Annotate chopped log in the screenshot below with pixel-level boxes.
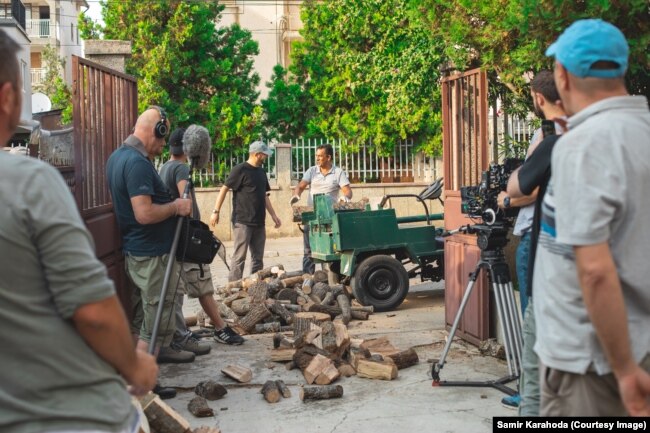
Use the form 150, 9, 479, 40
293, 345, 332, 370
272, 333, 295, 349
221, 364, 252, 383
275, 380, 291, 398
276, 288, 299, 305
266, 278, 283, 297
255, 322, 282, 333
321, 321, 337, 353
196, 310, 211, 328
193, 427, 221, 433
343, 284, 354, 297
284, 304, 302, 312
270, 348, 296, 362
293, 312, 331, 341
248, 281, 269, 303
349, 350, 368, 370
336, 291, 351, 325
352, 305, 374, 313
231, 297, 251, 316
304, 354, 340, 385
285, 360, 297, 371
351, 310, 369, 321
356, 359, 398, 380
217, 302, 239, 322
302, 277, 314, 294
139, 393, 191, 433
281, 275, 305, 288
188, 396, 214, 418
300, 385, 344, 401
387, 348, 419, 370
241, 277, 259, 290
257, 265, 283, 280
333, 322, 351, 356
311, 282, 330, 301
337, 363, 356, 377
294, 288, 314, 309
320, 291, 335, 306
279, 270, 304, 280
313, 270, 329, 283
369, 354, 385, 362
223, 292, 246, 307
194, 380, 227, 400
360, 337, 400, 357
239, 303, 272, 332
185, 315, 197, 327
350, 338, 365, 349
269, 301, 295, 325
261, 380, 281, 403
225, 279, 243, 290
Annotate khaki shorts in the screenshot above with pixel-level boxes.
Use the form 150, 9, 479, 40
179, 262, 215, 298
126, 254, 179, 347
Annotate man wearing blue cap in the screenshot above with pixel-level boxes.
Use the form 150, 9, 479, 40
534, 19, 650, 416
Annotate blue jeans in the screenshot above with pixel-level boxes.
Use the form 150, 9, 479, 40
515, 231, 531, 316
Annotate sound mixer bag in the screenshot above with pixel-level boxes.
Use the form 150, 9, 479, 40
177, 218, 221, 265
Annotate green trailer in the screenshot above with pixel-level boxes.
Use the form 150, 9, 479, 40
304, 179, 445, 311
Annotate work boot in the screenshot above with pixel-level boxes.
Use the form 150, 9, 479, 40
153, 384, 177, 400
214, 325, 245, 345
157, 346, 195, 364
171, 336, 211, 356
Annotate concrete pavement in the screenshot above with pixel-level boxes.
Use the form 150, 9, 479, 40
163, 236, 514, 432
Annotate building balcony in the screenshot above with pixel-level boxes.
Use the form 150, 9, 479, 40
25, 18, 53, 39
31, 67, 45, 85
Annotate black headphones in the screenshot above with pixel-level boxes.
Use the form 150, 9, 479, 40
150, 105, 168, 139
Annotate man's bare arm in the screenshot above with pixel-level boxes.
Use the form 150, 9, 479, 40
131, 195, 191, 225
209, 185, 231, 227
575, 242, 650, 416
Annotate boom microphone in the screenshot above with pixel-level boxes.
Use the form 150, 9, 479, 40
182, 124, 211, 169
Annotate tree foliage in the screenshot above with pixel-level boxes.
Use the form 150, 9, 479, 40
100, 0, 260, 153
414, 0, 650, 102
290, 0, 445, 156
37, 45, 72, 125
78, 11, 102, 40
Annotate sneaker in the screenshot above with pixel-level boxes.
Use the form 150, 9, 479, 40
153, 383, 177, 400
214, 326, 245, 345
501, 394, 521, 409
172, 336, 211, 356
157, 346, 195, 364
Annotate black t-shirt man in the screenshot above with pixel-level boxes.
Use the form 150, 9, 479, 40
225, 162, 271, 226
517, 134, 561, 297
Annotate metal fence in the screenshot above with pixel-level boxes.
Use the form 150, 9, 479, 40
289, 137, 439, 183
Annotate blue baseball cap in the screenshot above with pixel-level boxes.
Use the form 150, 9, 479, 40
545, 19, 628, 78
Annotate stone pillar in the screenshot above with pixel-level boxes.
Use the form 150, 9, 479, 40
83, 40, 132, 73
275, 142, 292, 189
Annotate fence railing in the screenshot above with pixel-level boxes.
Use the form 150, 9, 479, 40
289, 138, 439, 183
31, 68, 45, 85
25, 19, 51, 38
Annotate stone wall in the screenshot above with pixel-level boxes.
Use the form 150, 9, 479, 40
83, 40, 132, 73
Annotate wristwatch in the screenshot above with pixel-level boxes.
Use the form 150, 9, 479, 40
212, 209, 219, 214
503, 196, 511, 209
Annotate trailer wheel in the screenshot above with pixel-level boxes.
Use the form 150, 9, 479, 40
351, 255, 409, 312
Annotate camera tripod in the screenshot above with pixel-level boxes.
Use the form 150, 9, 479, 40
431, 224, 522, 396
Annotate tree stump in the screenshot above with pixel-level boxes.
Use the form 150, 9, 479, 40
300, 384, 344, 401
293, 312, 331, 341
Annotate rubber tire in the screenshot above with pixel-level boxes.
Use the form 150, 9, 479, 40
351, 255, 409, 312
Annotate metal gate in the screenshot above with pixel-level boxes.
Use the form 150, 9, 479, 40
441, 68, 491, 345
71, 55, 138, 311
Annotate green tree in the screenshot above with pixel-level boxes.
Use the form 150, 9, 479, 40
261, 64, 314, 142
414, 0, 650, 101
100, 0, 261, 154
78, 11, 101, 39
37, 45, 72, 125
292, 0, 445, 156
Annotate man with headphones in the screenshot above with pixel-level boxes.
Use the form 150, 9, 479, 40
107, 107, 192, 399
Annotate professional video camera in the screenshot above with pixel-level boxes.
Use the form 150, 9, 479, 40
460, 158, 523, 225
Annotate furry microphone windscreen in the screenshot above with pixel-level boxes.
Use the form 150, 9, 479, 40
182, 125, 211, 169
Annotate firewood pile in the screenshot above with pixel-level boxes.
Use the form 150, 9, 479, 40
197, 266, 373, 336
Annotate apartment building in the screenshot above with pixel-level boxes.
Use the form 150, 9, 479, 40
219, 0, 303, 99
0, 0, 33, 129
1, 0, 86, 88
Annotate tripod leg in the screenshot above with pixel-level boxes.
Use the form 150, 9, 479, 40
432, 266, 481, 382
502, 281, 523, 368
492, 281, 516, 377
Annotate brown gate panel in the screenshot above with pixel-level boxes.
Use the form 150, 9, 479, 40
442, 68, 491, 344
71, 55, 138, 312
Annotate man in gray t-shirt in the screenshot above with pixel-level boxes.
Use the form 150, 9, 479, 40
534, 19, 650, 416
0, 30, 157, 433
291, 143, 352, 273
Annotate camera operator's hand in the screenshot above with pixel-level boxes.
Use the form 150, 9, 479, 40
497, 191, 509, 209
174, 198, 192, 217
